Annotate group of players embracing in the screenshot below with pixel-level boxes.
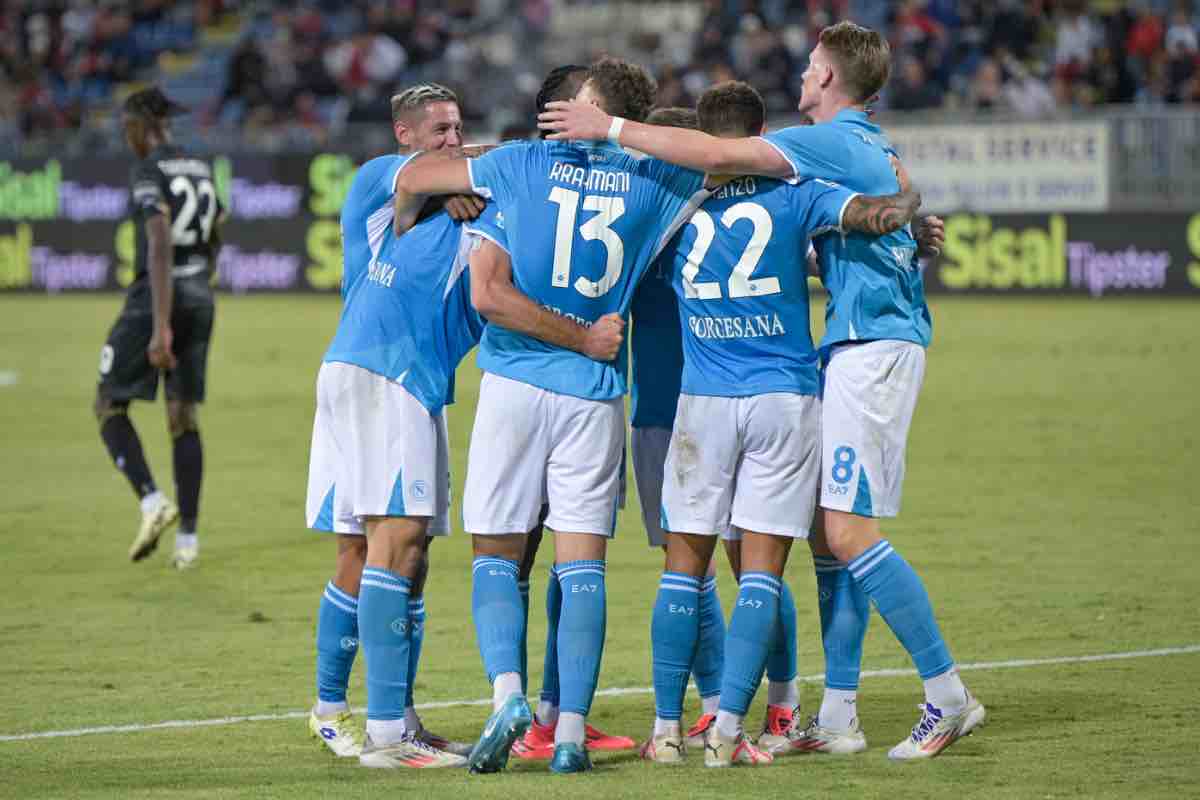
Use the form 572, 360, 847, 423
302, 20, 986, 776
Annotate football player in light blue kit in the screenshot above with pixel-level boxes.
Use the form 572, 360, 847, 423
642, 81, 920, 767
304, 84, 474, 768
627, 107, 727, 751
304, 84, 621, 769
395, 57, 710, 774
540, 22, 985, 761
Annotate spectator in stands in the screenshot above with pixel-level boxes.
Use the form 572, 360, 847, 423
997, 50, 1057, 118
889, 56, 944, 111
4, 0, 1200, 153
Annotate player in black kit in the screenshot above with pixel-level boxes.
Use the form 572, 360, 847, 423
94, 88, 224, 570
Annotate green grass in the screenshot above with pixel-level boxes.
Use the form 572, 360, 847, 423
0, 295, 1197, 799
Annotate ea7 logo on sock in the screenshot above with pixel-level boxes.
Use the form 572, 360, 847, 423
668, 603, 695, 615
390, 617, 408, 635
571, 584, 599, 593
738, 598, 764, 609
339, 636, 359, 651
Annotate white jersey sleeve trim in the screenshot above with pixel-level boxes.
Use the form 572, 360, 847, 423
463, 226, 511, 257
810, 192, 860, 238
651, 187, 713, 260
445, 231, 473, 300
466, 159, 494, 199
756, 136, 801, 185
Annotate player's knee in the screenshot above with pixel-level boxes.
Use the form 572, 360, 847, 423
167, 402, 198, 438
334, 535, 368, 591
93, 394, 126, 424
365, 518, 427, 576
822, 511, 875, 562
473, 533, 527, 563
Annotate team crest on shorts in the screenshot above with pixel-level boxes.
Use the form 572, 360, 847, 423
390, 617, 408, 635
410, 480, 428, 499
339, 636, 358, 651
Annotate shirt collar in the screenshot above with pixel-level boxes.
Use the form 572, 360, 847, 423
832, 107, 880, 136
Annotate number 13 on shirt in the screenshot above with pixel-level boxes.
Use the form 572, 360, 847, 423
548, 187, 625, 298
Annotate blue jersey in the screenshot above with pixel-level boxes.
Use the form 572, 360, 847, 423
324, 153, 485, 414
671, 176, 856, 398
467, 140, 706, 401
762, 109, 932, 353
629, 249, 683, 429
338, 153, 405, 300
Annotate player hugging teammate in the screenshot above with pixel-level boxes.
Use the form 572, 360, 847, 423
300, 18, 984, 775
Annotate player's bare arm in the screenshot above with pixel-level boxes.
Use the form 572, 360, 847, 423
469, 237, 624, 362
394, 149, 492, 235
145, 207, 177, 370
841, 189, 922, 236
538, 99, 793, 178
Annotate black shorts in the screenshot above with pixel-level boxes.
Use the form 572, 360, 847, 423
97, 302, 215, 404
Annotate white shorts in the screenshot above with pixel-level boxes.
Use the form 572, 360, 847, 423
463, 372, 624, 537
631, 426, 671, 547
661, 392, 821, 539
820, 340, 926, 518
305, 362, 450, 536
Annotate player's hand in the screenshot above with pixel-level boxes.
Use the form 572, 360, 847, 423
148, 324, 177, 371
444, 194, 486, 222
915, 215, 945, 257
538, 100, 612, 141
582, 313, 625, 361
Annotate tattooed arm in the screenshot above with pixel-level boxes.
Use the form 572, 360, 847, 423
841, 189, 922, 236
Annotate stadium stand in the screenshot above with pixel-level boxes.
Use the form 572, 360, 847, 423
2, 0, 1199, 156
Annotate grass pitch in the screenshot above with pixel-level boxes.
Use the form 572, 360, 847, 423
0, 295, 1197, 799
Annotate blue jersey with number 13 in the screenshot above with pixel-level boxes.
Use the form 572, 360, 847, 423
467, 140, 705, 401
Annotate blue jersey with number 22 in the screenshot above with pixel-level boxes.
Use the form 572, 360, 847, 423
671, 175, 856, 397
467, 140, 705, 401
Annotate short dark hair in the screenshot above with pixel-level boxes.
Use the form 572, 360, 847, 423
390, 83, 458, 124
818, 21, 891, 103
123, 87, 187, 122
644, 106, 698, 129
584, 56, 657, 123
697, 81, 765, 137
536, 64, 588, 139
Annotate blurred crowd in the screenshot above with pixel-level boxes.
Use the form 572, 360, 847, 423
3, 0, 1199, 150
660, 0, 1200, 119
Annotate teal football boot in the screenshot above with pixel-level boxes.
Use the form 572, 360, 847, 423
468, 694, 532, 774
549, 742, 593, 774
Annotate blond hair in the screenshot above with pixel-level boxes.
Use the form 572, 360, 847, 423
818, 22, 891, 103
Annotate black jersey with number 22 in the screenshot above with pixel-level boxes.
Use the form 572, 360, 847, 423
127, 144, 222, 310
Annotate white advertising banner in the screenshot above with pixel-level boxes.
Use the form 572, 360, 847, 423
885, 121, 1109, 213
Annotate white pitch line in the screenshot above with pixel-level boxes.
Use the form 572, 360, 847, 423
3, 644, 1198, 744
